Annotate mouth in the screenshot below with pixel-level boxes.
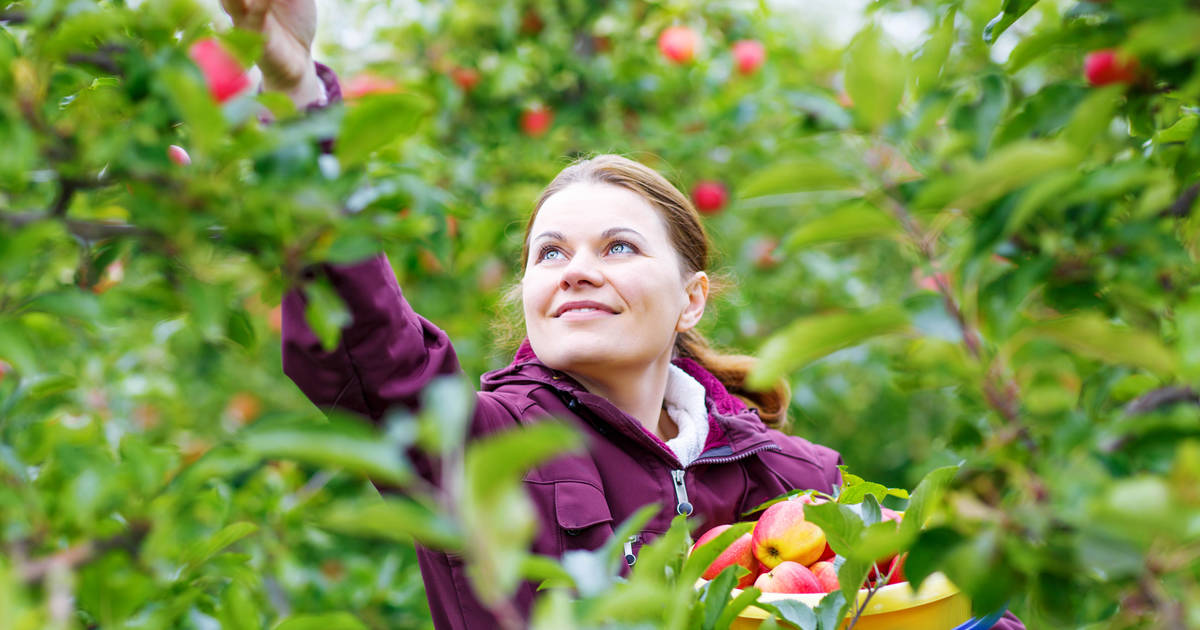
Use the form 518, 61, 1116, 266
554, 301, 618, 317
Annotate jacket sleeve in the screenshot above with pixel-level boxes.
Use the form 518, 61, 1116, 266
281, 253, 461, 422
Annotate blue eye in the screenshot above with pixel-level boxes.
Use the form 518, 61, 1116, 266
608, 241, 635, 255
537, 246, 562, 262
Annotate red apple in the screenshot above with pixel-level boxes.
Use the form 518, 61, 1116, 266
754, 561, 823, 594
732, 39, 766, 75
520, 105, 554, 137
188, 38, 251, 103
167, 144, 191, 166
693, 525, 758, 588
344, 73, 398, 100
809, 561, 840, 593
1084, 49, 1139, 86
752, 500, 828, 569
691, 180, 728, 214
450, 66, 480, 92
658, 26, 699, 64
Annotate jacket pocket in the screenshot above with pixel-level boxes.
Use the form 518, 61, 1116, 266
554, 480, 615, 554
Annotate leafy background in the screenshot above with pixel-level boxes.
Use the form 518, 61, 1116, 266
2, 0, 1199, 628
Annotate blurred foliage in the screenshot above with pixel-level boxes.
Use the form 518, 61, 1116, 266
2, 0, 1200, 627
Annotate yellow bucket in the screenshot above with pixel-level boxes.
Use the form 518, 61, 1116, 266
722, 572, 971, 630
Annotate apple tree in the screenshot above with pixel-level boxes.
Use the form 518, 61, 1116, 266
2, 0, 1199, 628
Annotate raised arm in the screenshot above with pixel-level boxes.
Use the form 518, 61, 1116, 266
281, 255, 461, 423
219, 0, 325, 109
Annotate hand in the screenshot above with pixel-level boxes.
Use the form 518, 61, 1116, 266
219, 0, 317, 94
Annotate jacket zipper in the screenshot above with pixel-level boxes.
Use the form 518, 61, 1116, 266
670, 469, 694, 517
689, 443, 782, 467
623, 534, 641, 566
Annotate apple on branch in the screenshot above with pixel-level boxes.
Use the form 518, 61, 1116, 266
188, 38, 251, 103
658, 26, 699, 64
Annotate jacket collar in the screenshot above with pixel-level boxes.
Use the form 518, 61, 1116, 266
482, 338, 779, 456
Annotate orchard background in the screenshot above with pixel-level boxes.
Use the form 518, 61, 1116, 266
2, 0, 1200, 628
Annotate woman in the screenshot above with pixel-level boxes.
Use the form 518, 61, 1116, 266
222, 2, 1026, 628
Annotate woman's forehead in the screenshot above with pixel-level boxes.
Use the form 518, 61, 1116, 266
531, 182, 668, 240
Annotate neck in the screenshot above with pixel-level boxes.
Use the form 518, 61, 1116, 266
569, 354, 677, 441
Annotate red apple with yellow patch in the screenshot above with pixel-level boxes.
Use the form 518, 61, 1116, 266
751, 499, 828, 568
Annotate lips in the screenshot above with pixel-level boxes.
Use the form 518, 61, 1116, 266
554, 300, 617, 317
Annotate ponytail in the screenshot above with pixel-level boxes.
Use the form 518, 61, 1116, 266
676, 329, 790, 430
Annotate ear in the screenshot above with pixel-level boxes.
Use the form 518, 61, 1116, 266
676, 271, 709, 332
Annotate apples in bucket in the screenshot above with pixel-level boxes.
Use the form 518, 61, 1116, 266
688, 467, 975, 629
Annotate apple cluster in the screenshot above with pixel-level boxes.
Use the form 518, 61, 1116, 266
691, 495, 906, 595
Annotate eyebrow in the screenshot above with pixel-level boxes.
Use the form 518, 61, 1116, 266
532, 227, 645, 243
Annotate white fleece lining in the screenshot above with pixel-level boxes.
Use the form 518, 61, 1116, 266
663, 363, 710, 466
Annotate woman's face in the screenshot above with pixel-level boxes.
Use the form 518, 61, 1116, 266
522, 182, 708, 376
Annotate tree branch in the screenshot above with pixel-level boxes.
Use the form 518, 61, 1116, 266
0, 11, 27, 23
2, 210, 152, 241
1160, 183, 1200, 219
14, 523, 149, 582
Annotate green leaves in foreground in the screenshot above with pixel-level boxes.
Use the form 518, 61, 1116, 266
748, 305, 911, 389
336, 92, 431, 167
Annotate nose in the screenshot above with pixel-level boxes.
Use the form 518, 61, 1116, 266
559, 249, 605, 290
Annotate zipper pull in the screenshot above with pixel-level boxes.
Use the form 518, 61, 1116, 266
671, 469, 693, 516
623, 534, 640, 566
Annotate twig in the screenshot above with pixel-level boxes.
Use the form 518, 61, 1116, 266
2, 211, 152, 241
1160, 183, 1200, 219
14, 523, 149, 582
878, 188, 1032, 449
0, 10, 27, 23
1124, 385, 1200, 416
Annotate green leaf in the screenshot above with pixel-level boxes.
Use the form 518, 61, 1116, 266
912, 9, 956, 97
813, 589, 847, 630
701, 567, 739, 630
303, 277, 350, 352
802, 503, 865, 558
160, 66, 226, 154
844, 25, 907, 130
781, 201, 900, 251
905, 526, 964, 591
748, 305, 910, 389
226, 308, 256, 349
684, 521, 755, 587
715, 587, 765, 629
1061, 86, 1123, 150
183, 521, 259, 573
1027, 314, 1177, 376
916, 140, 1081, 212
756, 599, 817, 630
241, 417, 412, 485
336, 92, 431, 167
1154, 114, 1199, 145
25, 289, 102, 323
464, 422, 581, 500
983, 0, 1040, 44
319, 496, 463, 550
274, 612, 368, 630
836, 557, 871, 610
738, 159, 860, 197
418, 374, 475, 458
899, 465, 957, 541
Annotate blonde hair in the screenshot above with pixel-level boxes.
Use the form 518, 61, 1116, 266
498, 153, 790, 429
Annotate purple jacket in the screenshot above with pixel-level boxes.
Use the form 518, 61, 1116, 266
283, 65, 1024, 630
